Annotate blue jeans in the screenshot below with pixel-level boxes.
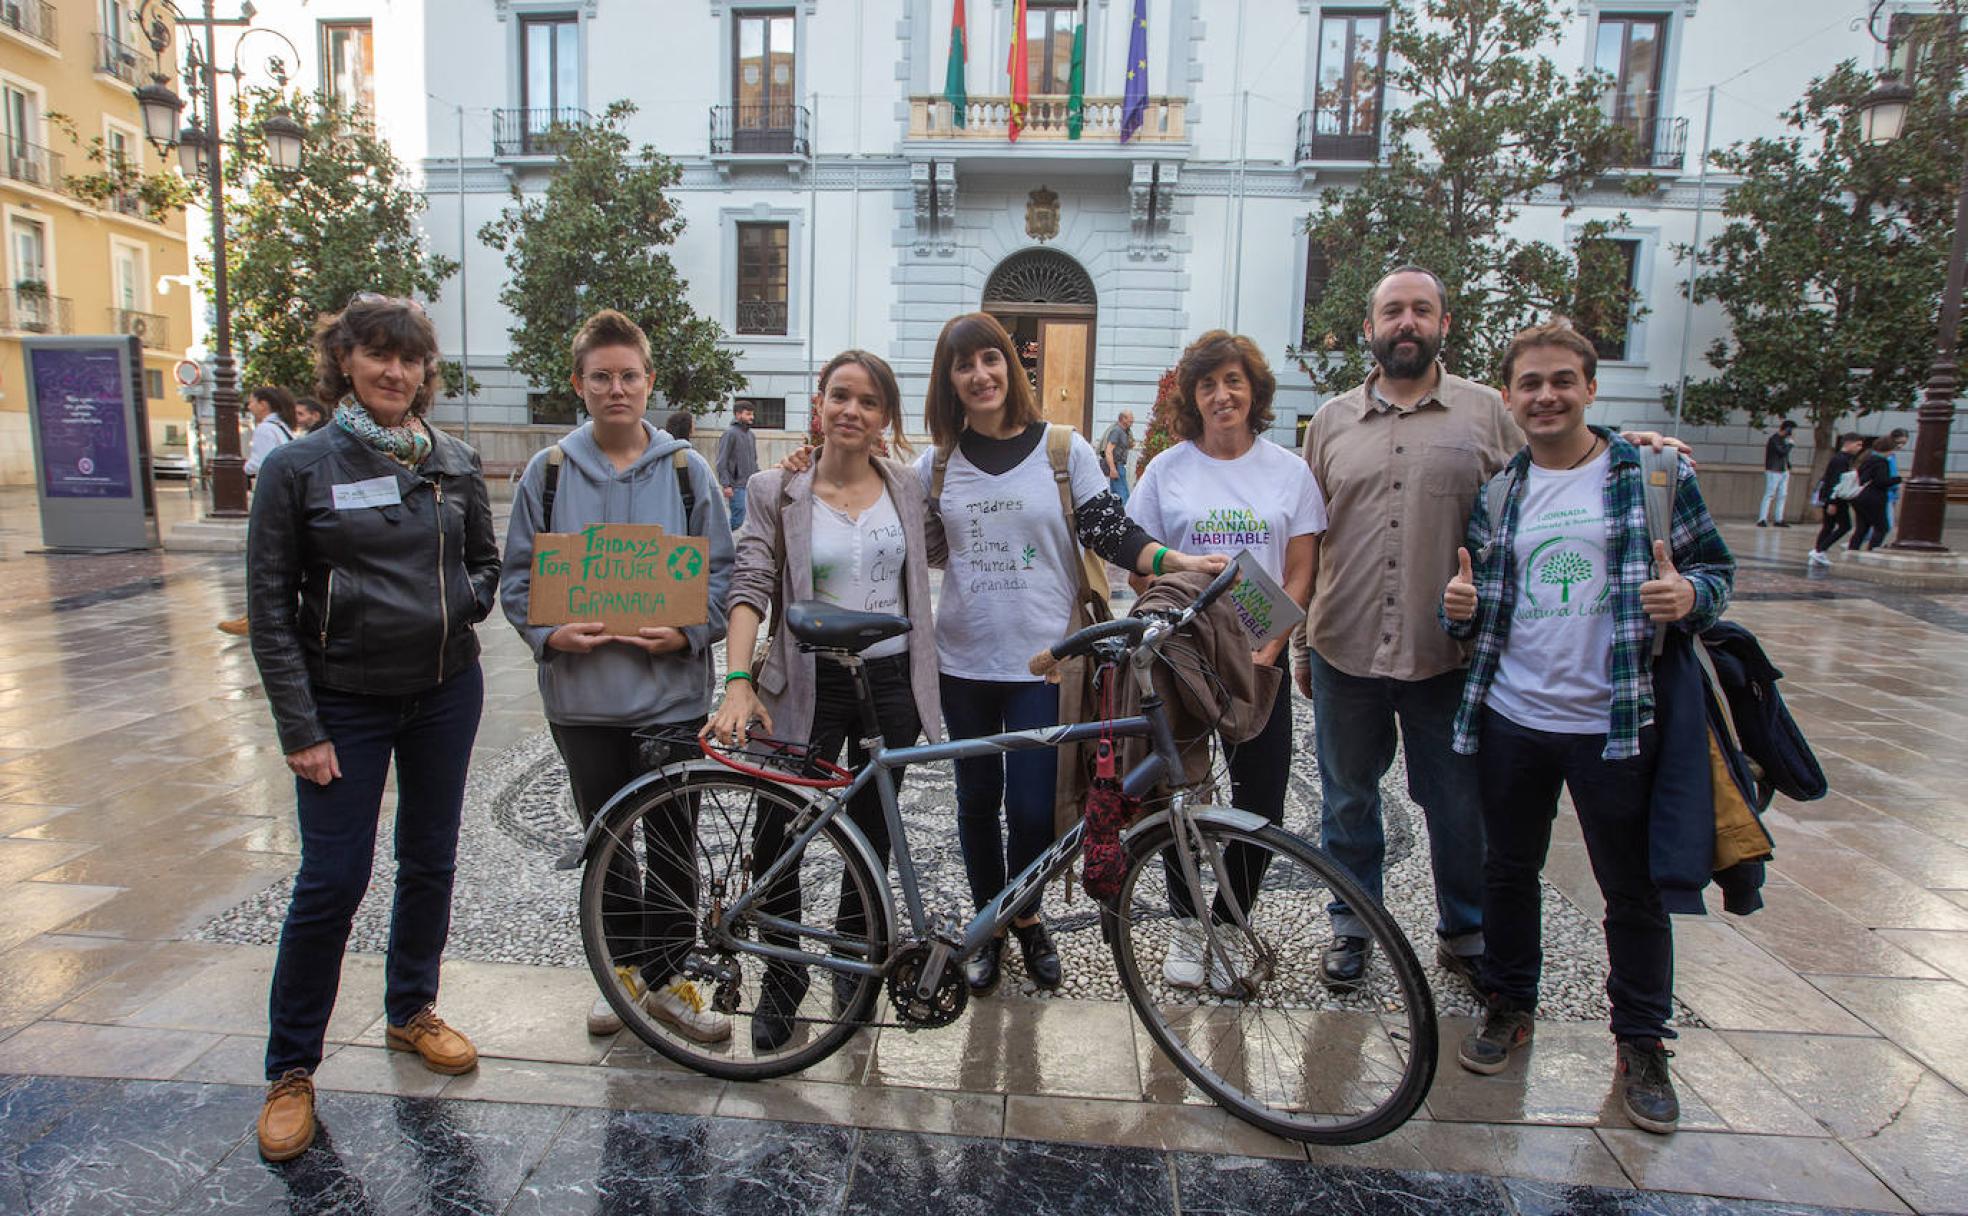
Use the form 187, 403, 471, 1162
1758, 471, 1788, 523
941, 675, 1060, 918
727, 485, 748, 534
1108, 475, 1129, 504
1477, 708, 1672, 1041
265, 662, 484, 1078
1306, 647, 1484, 954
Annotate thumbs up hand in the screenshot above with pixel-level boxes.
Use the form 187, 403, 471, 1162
1640, 539, 1696, 623
1443, 547, 1479, 622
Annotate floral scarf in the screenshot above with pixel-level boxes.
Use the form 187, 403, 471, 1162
335, 398, 431, 468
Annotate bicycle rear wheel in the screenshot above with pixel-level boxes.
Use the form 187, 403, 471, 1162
578, 768, 890, 1081
1108, 814, 1437, 1144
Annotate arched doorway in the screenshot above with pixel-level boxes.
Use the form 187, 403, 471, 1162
983, 249, 1096, 435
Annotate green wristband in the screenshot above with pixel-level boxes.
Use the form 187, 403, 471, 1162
725, 671, 755, 686
1152, 546, 1169, 576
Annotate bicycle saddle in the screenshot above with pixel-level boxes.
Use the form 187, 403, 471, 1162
785, 600, 912, 653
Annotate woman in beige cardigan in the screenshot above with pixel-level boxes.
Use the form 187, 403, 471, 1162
708, 349, 941, 1052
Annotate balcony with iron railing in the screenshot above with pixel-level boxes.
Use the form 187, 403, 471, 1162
907, 94, 1187, 146
109, 308, 170, 349
1, 289, 73, 335
2, 141, 63, 192
709, 104, 811, 157
108, 191, 143, 217
491, 107, 591, 159
1606, 93, 1690, 171
95, 33, 158, 85
1295, 108, 1381, 164
736, 299, 790, 336
0, 0, 57, 50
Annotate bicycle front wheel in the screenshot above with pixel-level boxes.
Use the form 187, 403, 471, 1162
1109, 815, 1437, 1144
578, 768, 891, 1081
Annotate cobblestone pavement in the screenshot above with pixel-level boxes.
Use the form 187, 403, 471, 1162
0, 488, 1965, 1213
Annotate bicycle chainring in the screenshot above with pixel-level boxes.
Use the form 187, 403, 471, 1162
885, 943, 968, 1028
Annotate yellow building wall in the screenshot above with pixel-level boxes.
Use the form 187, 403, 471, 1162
0, 4, 194, 486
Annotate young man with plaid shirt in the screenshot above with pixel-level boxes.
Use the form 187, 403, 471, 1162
1440, 323, 1734, 1134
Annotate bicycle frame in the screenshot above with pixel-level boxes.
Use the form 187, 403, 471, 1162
708, 644, 1197, 997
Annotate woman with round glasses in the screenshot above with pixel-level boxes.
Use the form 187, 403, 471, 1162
247, 293, 499, 1162
500, 309, 735, 1045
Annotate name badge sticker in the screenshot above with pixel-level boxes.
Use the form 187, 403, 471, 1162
331, 475, 404, 511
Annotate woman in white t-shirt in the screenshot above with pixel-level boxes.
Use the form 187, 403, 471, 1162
1125, 329, 1326, 992
921, 312, 1224, 997
710, 350, 944, 1053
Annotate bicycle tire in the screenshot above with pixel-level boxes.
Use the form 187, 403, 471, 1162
1108, 817, 1437, 1144
578, 767, 891, 1082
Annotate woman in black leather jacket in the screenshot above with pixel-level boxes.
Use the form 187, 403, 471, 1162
244, 295, 499, 1163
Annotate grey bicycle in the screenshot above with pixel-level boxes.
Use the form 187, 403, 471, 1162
574, 564, 1437, 1144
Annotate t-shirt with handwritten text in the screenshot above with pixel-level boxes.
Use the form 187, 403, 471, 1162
1485, 450, 1615, 734
1125, 437, 1327, 585
810, 488, 909, 660
915, 431, 1107, 681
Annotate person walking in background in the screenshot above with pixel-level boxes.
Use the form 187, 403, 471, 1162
1808, 433, 1866, 566
1102, 410, 1136, 502
293, 397, 326, 434
1125, 331, 1324, 992
1442, 322, 1733, 1136
1756, 419, 1795, 528
217, 387, 300, 636
664, 409, 695, 442
716, 400, 760, 532
1884, 427, 1909, 536
499, 310, 733, 1046
247, 294, 499, 1162
708, 349, 942, 1051
1847, 434, 1901, 552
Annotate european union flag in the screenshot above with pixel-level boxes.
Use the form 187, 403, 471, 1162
1120, 0, 1148, 142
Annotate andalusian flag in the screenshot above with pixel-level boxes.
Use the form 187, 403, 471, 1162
1007, 0, 1029, 141
1120, 0, 1149, 142
944, 0, 967, 127
1066, 0, 1088, 139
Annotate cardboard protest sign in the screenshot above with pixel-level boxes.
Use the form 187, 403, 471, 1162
1227, 550, 1306, 646
526, 523, 708, 635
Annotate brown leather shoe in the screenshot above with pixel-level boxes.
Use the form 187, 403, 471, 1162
257, 1069, 316, 1162
216, 616, 250, 636
385, 1005, 478, 1075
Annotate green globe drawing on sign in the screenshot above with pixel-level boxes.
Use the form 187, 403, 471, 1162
666, 546, 703, 581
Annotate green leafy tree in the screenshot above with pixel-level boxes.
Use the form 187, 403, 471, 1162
223, 89, 460, 397
1675, 23, 1963, 477
1296, 0, 1651, 392
1540, 550, 1593, 603
47, 113, 196, 224
479, 101, 743, 415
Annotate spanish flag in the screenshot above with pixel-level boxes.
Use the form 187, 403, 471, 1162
1007, 0, 1029, 141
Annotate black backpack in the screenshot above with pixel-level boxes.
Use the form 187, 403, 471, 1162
540, 443, 698, 533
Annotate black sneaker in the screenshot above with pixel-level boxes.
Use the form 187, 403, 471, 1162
1458, 999, 1535, 1075
1616, 1038, 1680, 1133
1435, 943, 1481, 991
1012, 920, 1062, 990
751, 967, 809, 1052
1320, 936, 1370, 990
1756, 519, 1769, 528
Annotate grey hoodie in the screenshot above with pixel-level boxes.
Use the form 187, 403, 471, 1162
500, 420, 732, 726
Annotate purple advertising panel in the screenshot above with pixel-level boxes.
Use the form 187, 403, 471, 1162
32, 346, 132, 500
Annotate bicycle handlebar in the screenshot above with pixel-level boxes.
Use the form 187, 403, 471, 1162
1025, 560, 1244, 676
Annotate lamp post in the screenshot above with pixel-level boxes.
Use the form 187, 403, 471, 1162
133, 1, 304, 519
1855, 4, 1966, 552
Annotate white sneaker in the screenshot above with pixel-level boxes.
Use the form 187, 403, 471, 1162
1206, 933, 1251, 998
1164, 918, 1206, 989
587, 966, 647, 1036
648, 975, 732, 1044
1807, 549, 1832, 567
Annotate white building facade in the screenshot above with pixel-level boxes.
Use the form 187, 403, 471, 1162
252, 0, 1955, 483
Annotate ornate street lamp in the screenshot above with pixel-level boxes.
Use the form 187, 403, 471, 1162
1855, 3, 1967, 552
131, 1, 305, 519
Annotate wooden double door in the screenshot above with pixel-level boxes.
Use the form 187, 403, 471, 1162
986, 305, 1096, 436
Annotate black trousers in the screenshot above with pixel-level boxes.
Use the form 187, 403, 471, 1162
1167, 655, 1292, 923
551, 717, 703, 985
1813, 502, 1853, 552
1476, 708, 1674, 1042
753, 654, 921, 973
1848, 494, 1890, 550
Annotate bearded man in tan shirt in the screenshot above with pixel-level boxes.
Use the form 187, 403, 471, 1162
1295, 267, 1681, 994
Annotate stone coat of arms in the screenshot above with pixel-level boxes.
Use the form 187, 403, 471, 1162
1026, 186, 1060, 243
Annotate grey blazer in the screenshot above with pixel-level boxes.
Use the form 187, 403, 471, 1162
727, 457, 944, 747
